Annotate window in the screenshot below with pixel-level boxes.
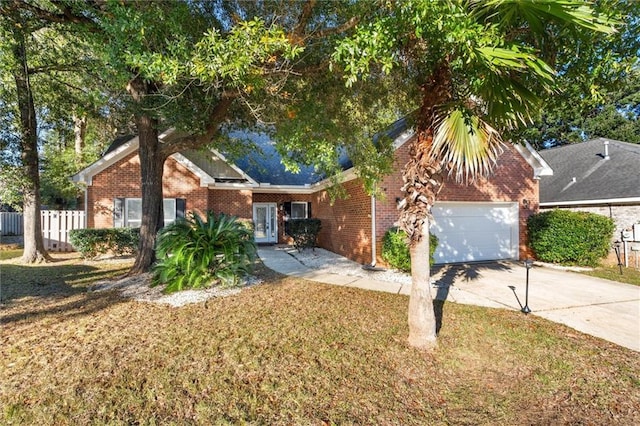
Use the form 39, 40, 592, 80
163, 199, 176, 226
125, 199, 142, 228
290, 202, 308, 219
114, 198, 185, 228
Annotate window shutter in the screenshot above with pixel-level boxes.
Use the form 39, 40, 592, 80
113, 198, 124, 228
306, 202, 312, 218
176, 198, 186, 219
283, 202, 292, 217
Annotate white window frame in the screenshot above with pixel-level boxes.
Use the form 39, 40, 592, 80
290, 201, 308, 219
124, 198, 177, 228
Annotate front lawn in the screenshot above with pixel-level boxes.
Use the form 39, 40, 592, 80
0, 249, 21, 261
582, 264, 640, 286
1, 256, 639, 425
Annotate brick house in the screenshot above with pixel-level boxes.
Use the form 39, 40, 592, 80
538, 138, 640, 242
73, 120, 552, 266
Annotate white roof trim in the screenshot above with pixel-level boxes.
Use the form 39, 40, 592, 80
72, 136, 139, 185
540, 197, 640, 207
71, 129, 255, 187
513, 141, 553, 179
392, 128, 416, 149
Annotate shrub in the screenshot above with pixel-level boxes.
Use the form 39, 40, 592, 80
381, 227, 438, 272
152, 211, 256, 293
528, 209, 614, 267
287, 218, 322, 251
69, 228, 139, 258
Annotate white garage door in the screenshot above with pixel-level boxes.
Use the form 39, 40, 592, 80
431, 202, 519, 264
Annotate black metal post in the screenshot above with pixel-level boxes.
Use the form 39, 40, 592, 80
522, 259, 533, 314
613, 241, 623, 275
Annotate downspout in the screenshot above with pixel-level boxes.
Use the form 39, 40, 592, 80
83, 186, 88, 227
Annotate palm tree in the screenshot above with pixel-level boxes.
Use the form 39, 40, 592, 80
334, 0, 617, 350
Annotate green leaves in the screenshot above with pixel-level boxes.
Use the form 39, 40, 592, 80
332, 17, 397, 87
153, 211, 256, 293
528, 210, 615, 267
431, 108, 505, 182
191, 19, 301, 91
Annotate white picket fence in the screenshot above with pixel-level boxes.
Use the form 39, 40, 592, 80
41, 210, 85, 252
0, 210, 85, 252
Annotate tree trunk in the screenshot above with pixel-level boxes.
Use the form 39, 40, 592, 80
11, 25, 51, 263
127, 77, 166, 275
407, 220, 436, 350
400, 63, 450, 350
73, 114, 86, 163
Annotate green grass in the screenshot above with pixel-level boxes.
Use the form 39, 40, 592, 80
0, 249, 21, 260
582, 264, 640, 286
1, 255, 639, 425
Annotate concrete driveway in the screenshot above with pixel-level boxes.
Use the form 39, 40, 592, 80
258, 247, 640, 352
430, 262, 640, 352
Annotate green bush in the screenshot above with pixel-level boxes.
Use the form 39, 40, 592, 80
152, 211, 256, 293
287, 218, 322, 251
381, 227, 438, 272
528, 209, 614, 267
69, 228, 139, 258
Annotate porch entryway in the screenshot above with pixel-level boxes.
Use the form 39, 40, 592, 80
253, 203, 278, 243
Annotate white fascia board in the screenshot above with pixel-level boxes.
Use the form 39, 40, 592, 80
71, 136, 140, 185
171, 153, 216, 187
513, 141, 553, 179
71, 129, 179, 185
310, 168, 359, 192
252, 184, 316, 194
540, 197, 640, 207
208, 182, 258, 190
210, 148, 259, 185
392, 128, 416, 149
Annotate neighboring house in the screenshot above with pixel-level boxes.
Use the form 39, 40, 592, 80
538, 138, 640, 240
72, 119, 551, 265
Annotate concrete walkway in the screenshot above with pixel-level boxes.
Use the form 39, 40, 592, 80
258, 246, 640, 352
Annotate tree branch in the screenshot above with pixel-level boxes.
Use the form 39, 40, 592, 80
292, 0, 317, 40
3, 0, 99, 30
312, 16, 360, 39
159, 96, 236, 157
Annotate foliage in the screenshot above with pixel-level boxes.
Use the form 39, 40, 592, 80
153, 211, 256, 293
382, 227, 438, 272
287, 219, 322, 252
69, 228, 140, 259
512, 2, 640, 148
528, 210, 615, 267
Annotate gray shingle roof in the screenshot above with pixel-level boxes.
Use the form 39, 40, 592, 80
538, 138, 640, 204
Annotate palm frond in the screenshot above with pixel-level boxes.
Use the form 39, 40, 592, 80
471, 0, 618, 34
430, 108, 505, 183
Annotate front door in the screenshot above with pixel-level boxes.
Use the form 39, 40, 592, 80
253, 203, 278, 243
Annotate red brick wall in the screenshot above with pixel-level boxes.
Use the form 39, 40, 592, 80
297, 139, 538, 266
312, 180, 373, 264
87, 153, 208, 228
208, 189, 253, 220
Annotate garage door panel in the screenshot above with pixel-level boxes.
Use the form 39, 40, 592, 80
431, 202, 518, 263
